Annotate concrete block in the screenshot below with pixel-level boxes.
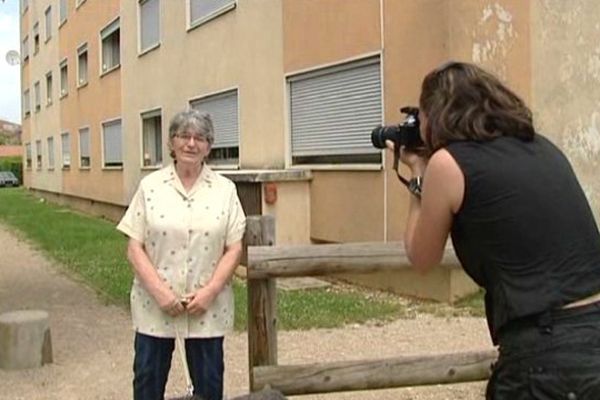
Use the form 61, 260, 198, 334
0, 310, 53, 370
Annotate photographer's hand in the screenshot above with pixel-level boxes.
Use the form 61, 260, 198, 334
386, 140, 428, 176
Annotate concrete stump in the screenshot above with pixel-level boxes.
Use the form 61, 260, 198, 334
0, 310, 53, 370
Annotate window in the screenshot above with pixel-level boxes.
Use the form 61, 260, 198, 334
34, 81, 41, 112
76, 0, 86, 8
22, 36, 29, 62
21, 0, 29, 15
59, 0, 67, 25
190, 89, 239, 165
102, 119, 122, 167
45, 72, 53, 106
141, 109, 162, 167
100, 19, 120, 73
189, 0, 235, 28
44, 6, 52, 42
139, 0, 160, 53
61, 132, 71, 168
77, 44, 88, 86
25, 143, 32, 168
33, 22, 39, 55
35, 140, 42, 169
47, 137, 55, 169
288, 57, 382, 165
60, 59, 68, 97
23, 89, 31, 117
79, 127, 91, 168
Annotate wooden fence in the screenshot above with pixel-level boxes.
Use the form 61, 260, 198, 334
243, 215, 497, 396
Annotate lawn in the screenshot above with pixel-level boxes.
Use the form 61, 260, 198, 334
0, 187, 460, 330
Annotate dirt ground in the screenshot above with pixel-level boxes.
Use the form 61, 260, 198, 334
0, 223, 493, 400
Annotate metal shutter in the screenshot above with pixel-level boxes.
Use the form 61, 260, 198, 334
289, 57, 381, 158
140, 0, 159, 51
103, 120, 122, 165
190, 90, 238, 149
190, 0, 234, 25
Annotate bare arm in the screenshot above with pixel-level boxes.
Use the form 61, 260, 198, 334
126, 238, 185, 316
185, 240, 243, 315
404, 149, 464, 273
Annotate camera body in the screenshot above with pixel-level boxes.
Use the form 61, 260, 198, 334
371, 107, 424, 150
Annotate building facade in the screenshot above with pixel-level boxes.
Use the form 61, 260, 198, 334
20, 0, 600, 301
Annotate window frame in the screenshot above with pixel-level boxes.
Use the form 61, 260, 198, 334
23, 89, 31, 118
187, 0, 236, 31
60, 132, 71, 169
25, 143, 32, 169
99, 17, 121, 76
189, 88, 240, 168
44, 5, 52, 43
33, 81, 41, 112
140, 108, 163, 169
45, 71, 53, 106
138, 0, 161, 55
78, 126, 91, 169
286, 54, 383, 169
101, 118, 123, 169
59, 0, 68, 27
35, 140, 42, 170
22, 35, 29, 63
47, 136, 55, 170
59, 58, 68, 98
77, 43, 88, 88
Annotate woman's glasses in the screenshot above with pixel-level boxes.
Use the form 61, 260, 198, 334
174, 132, 208, 144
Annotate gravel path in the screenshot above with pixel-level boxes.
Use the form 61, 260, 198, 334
0, 223, 492, 399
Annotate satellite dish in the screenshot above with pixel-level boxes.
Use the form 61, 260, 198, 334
5, 50, 20, 66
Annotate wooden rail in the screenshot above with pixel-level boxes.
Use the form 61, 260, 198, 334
243, 215, 496, 396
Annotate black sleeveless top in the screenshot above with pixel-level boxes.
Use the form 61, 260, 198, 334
445, 134, 600, 344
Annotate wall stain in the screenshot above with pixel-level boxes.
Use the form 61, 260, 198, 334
472, 2, 517, 79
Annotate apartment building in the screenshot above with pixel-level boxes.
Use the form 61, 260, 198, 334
21, 0, 600, 301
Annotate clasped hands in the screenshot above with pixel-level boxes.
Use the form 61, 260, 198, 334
161, 286, 218, 317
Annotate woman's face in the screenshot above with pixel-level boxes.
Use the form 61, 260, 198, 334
170, 129, 211, 166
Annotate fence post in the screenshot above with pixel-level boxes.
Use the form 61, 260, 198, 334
244, 215, 277, 391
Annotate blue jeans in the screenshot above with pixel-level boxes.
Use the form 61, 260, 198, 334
133, 332, 224, 400
487, 301, 600, 399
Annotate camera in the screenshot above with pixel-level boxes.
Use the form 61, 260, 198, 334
371, 107, 424, 150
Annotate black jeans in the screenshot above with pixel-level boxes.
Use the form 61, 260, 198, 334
133, 332, 224, 400
487, 301, 600, 400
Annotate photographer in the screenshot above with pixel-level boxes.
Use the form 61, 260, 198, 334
387, 61, 600, 398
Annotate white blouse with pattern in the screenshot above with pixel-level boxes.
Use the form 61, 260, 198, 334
117, 164, 246, 338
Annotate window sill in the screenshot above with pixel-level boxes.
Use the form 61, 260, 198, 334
141, 165, 162, 171
77, 81, 88, 90
75, 0, 86, 10
100, 64, 120, 78
290, 163, 383, 172
59, 92, 68, 100
62, 166, 71, 170
59, 19, 66, 29
138, 43, 160, 57
102, 166, 123, 171
44, 37, 51, 44
46, 100, 52, 107
79, 167, 91, 171
47, 168, 54, 171
187, 2, 236, 32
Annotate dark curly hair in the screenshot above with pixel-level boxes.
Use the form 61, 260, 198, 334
419, 61, 534, 152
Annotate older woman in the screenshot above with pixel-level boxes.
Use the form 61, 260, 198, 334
117, 109, 246, 400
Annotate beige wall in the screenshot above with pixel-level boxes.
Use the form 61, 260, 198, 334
531, 0, 600, 221
58, 0, 123, 204
262, 180, 311, 245
283, 0, 384, 243
120, 0, 285, 204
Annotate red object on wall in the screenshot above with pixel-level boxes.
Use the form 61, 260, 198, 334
264, 182, 277, 205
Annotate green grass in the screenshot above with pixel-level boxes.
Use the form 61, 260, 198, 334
0, 188, 408, 330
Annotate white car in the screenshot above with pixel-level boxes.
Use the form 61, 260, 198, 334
0, 171, 19, 187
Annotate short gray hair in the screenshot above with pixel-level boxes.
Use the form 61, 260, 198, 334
168, 109, 215, 144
